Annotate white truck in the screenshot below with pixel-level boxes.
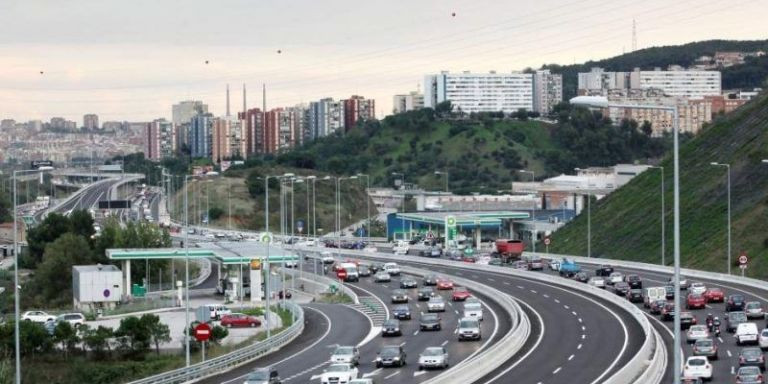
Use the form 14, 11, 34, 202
339, 262, 360, 282
392, 241, 409, 255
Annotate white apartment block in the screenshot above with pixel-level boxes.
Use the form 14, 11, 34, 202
424, 71, 533, 113
393, 91, 424, 114
578, 68, 630, 92
532, 70, 563, 114
603, 90, 712, 135
578, 67, 721, 99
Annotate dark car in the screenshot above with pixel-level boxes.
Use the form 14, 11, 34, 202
692, 338, 718, 360
726, 294, 747, 312
358, 265, 372, 277
726, 311, 748, 333
735, 366, 763, 384
661, 303, 676, 321
417, 287, 436, 301
625, 275, 642, 289
739, 347, 766, 371
422, 274, 438, 286
649, 299, 667, 315
626, 289, 644, 303
574, 272, 589, 283
679, 312, 697, 330
664, 285, 675, 300
391, 289, 409, 303
419, 313, 442, 331
399, 278, 418, 289
488, 258, 503, 266
392, 305, 411, 320
370, 263, 385, 273
381, 319, 402, 337
376, 345, 406, 368
613, 282, 630, 296
596, 264, 614, 276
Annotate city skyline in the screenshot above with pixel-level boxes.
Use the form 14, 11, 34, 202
0, 0, 763, 121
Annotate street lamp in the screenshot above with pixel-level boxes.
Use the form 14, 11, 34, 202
649, 166, 666, 266
519, 170, 536, 253
182, 174, 195, 367
710, 162, 731, 275
571, 95, 681, 384
356, 174, 371, 244
391, 172, 406, 241
434, 170, 449, 193
574, 168, 590, 259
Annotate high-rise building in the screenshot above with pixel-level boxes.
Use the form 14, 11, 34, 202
577, 67, 631, 93
532, 70, 563, 115
263, 108, 304, 153
578, 67, 721, 99
83, 114, 99, 130
393, 91, 424, 114
307, 98, 345, 139
600, 89, 712, 135
424, 71, 534, 113
343, 95, 375, 131
190, 113, 213, 159
242, 108, 264, 157
145, 119, 174, 161
172, 100, 209, 126
211, 118, 231, 163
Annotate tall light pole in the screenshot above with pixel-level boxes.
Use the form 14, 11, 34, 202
434, 170, 449, 192
356, 174, 370, 244
710, 162, 731, 275
519, 170, 536, 253
650, 166, 666, 266
571, 96, 681, 384
392, 172, 405, 241
183, 174, 195, 367
574, 168, 591, 258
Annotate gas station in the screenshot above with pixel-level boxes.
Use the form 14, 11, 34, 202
386, 211, 531, 248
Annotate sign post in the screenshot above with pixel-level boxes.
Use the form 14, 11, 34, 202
194, 323, 212, 362
336, 268, 347, 296
445, 215, 457, 249
739, 252, 748, 277
544, 237, 551, 254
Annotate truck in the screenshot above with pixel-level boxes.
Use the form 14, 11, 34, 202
558, 258, 581, 277
339, 262, 360, 282
494, 239, 525, 263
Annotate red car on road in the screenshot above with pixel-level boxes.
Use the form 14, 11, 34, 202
436, 278, 454, 290
686, 293, 706, 310
220, 313, 261, 328
702, 288, 724, 303
452, 287, 472, 301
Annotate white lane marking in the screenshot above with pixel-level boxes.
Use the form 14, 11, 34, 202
579, 318, 583, 324
564, 305, 570, 309
517, 285, 525, 289
543, 294, 549, 298
488, 278, 495, 282
472, 275, 480, 279
727, 350, 732, 358
220, 306, 334, 384
363, 368, 382, 378
581, 334, 586, 340
568, 354, 575, 361
288, 362, 329, 381
455, 310, 459, 315
554, 299, 560, 303
413, 330, 419, 336
644, 312, 684, 373
577, 343, 582, 350
530, 289, 538, 294
413, 370, 427, 377
384, 371, 400, 380
399, 341, 406, 347
571, 311, 578, 316
581, 326, 586, 331
441, 340, 449, 346
503, 281, 511, 285
718, 337, 724, 343
553, 366, 562, 374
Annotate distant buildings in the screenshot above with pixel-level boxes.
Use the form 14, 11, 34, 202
343, 95, 375, 131
602, 89, 713, 135
577, 66, 721, 98
532, 70, 563, 114
144, 119, 173, 161
392, 91, 424, 114
189, 113, 213, 159
83, 114, 99, 131
172, 100, 208, 126
307, 98, 345, 139
424, 71, 534, 113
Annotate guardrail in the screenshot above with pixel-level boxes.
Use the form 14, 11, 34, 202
282, 267, 359, 304
127, 301, 304, 384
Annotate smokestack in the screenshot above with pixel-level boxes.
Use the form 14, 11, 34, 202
262, 83, 266, 112
226, 84, 230, 117
243, 84, 247, 115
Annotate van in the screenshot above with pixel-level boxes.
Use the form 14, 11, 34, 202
736, 322, 759, 345
204, 304, 231, 320
339, 263, 360, 282
643, 287, 667, 308
522, 254, 543, 270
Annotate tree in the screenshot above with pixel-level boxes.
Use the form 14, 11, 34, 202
141, 314, 171, 356
68, 209, 95, 240
0, 189, 11, 223
208, 206, 224, 221
53, 321, 80, 357
115, 316, 151, 356
25, 213, 72, 268
32, 233, 96, 306
81, 325, 114, 358
19, 321, 53, 356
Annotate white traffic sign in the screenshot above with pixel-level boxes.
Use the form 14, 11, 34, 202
544, 237, 551, 246
739, 253, 748, 265
260, 232, 274, 244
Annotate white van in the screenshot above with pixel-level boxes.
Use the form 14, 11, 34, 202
383, 262, 401, 276
463, 302, 484, 321
643, 287, 667, 308
339, 262, 360, 282
204, 304, 231, 320
736, 322, 759, 345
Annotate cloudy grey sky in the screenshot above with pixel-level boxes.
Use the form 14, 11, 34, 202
0, 0, 764, 123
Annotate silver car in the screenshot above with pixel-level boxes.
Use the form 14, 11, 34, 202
374, 272, 391, 283
330, 346, 360, 365
746, 301, 764, 319
588, 277, 606, 288
427, 297, 446, 312
457, 317, 481, 341
418, 346, 449, 369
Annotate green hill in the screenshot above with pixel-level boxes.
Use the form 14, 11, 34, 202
549, 91, 768, 277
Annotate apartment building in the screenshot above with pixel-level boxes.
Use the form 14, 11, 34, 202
307, 98, 345, 139
145, 119, 174, 161
424, 71, 534, 113
532, 70, 563, 114
601, 89, 712, 135
393, 91, 424, 114
578, 67, 721, 99
189, 113, 213, 159
83, 114, 99, 130
343, 95, 375, 131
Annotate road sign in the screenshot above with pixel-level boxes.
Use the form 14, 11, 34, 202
297, 220, 304, 231
544, 237, 551, 246
260, 232, 274, 244
426, 231, 434, 239
194, 323, 212, 342
739, 253, 748, 265
336, 269, 348, 280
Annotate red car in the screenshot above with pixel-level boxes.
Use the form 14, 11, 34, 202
462, 256, 477, 263
702, 288, 724, 303
686, 293, 706, 310
436, 279, 454, 290
220, 313, 261, 328
452, 287, 472, 301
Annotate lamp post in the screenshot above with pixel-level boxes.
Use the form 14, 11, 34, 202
650, 166, 666, 266
574, 168, 591, 259
570, 95, 681, 384
710, 162, 731, 275
392, 172, 405, 241
183, 174, 195, 367
519, 170, 536, 253
356, 174, 371, 244
434, 170, 449, 192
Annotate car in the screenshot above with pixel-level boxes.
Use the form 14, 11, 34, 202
727, 294, 747, 312
548, 259, 561, 271
374, 272, 391, 283
737, 323, 760, 345
457, 317, 481, 341
463, 302, 483, 321
665, 284, 675, 300
702, 288, 725, 303
370, 263, 385, 273
682, 356, 712, 381
680, 378, 703, 384
735, 366, 764, 384
451, 287, 471, 301
607, 272, 624, 285
689, 282, 707, 295
488, 257, 503, 266
21, 311, 55, 323
686, 294, 706, 310
436, 278, 454, 290
626, 288, 643, 303
383, 262, 401, 276
511, 260, 529, 270
399, 278, 418, 289
357, 265, 372, 277
284, 259, 298, 268
760, 328, 768, 350
244, 367, 282, 384
417, 287, 436, 301
422, 274, 438, 286
613, 281, 630, 296
392, 305, 411, 320
686, 325, 710, 343
746, 302, 765, 319
588, 277, 606, 288
320, 363, 359, 384
445, 248, 463, 260
661, 303, 677, 321
625, 274, 642, 289
649, 299, 668, 315
321, 253, 335, 264
644, 287, 667, 308
391, 289, 409, 303
740, 347, 766, 370
573, 272, 589, 283
376, 345, 406, 368
427, 297, 446, 312
420, 247, 442, 258
418, 346, 449, 370
680, 312, 697, 330
525, 255, 544, 270
669, 277, 691, 290
419, 313, 442, 331
558, 258, 581, 277
220, 313, 261, 328
692, 338, 718, 360
55, 313, 86, 329
348, 380, 375, 384
330, 346, 360, 366
727, 311, 748, 332
381, 319, 402, 337
595, 264, 614, 276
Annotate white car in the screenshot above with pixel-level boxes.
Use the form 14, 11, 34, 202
608, 272, 624, 285
320, 363, 359, 384
745, 301, 764, 319
374, 272, 391, 283
321, 253, 335, 264
588, 277, 606, 288
548, 260, 561, 271
392, 241, 409, 255
682, 356, 712, 380
736, 322, 759, 345
383, 262, 401, 276
56, 313, 86, 328
348, 380, 374, 384
463, 302, 484, 321
427, 297, 446, 312
685, 325, 710, 343
284, 259, 298, 268
457, 317, 482, 341
418, 346, 449, 370
330, 346, 360, 365
363, 246, 378, 253
689, 282, 707, 295
21, 311, 55, 323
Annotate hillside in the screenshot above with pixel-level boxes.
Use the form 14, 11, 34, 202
549, 90, 768, 277
541, 39, 768, 99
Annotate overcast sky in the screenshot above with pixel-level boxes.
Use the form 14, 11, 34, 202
0, 0, 764, 123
